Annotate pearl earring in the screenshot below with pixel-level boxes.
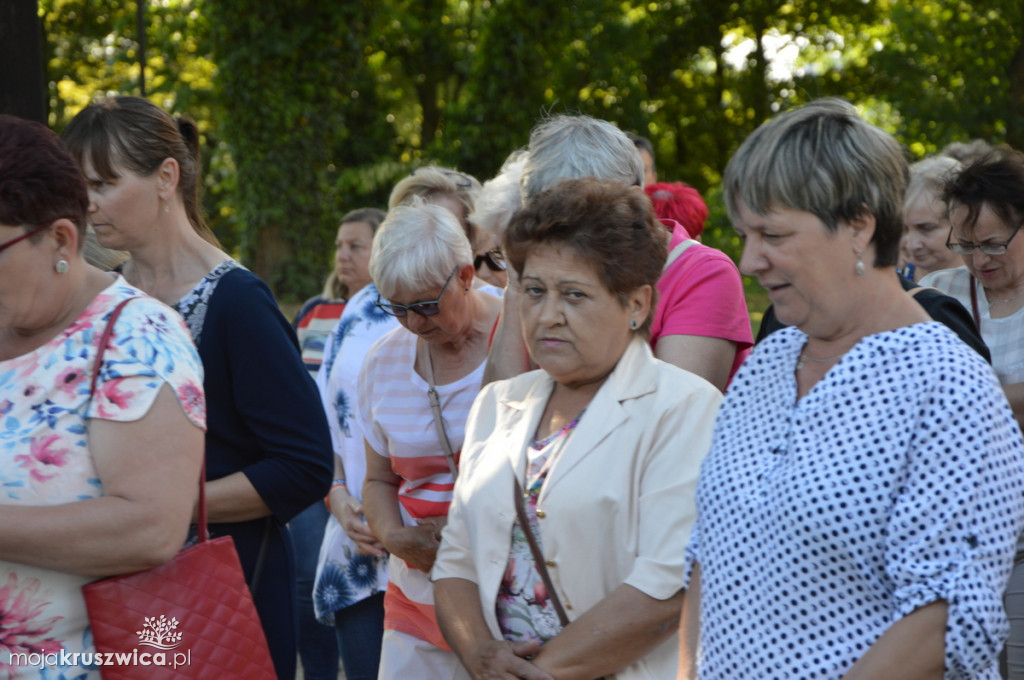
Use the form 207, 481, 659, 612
854, 249, 865, 277
55, 259, 69, 274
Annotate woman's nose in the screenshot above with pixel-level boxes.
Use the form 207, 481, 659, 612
739, 239, 766, 277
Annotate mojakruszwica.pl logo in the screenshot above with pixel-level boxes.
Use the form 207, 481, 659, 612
9, 614, 192, 670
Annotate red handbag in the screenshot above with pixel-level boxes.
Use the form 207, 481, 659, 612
80, 298, 276, 679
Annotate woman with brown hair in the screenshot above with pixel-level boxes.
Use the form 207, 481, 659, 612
433, 178, 721, 680
62, 96, 333, 679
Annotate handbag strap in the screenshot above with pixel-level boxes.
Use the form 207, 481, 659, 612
88, 297, 134, 396
89, 296, 211, 545
513, 476, 571, 628
420, 340, 459, 482
970, 274, 981, 330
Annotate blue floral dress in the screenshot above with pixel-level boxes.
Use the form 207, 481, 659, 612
0, 278, 205, 679
312, 283, 397, 623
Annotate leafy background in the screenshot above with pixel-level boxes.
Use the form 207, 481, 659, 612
37, 0, 1024, 326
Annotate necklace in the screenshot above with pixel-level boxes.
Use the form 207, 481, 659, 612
986, 287, 1024, 306
796, 350, 847, 371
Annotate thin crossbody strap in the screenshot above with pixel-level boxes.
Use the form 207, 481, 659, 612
513, 477, 571, 628
970, 275, 981, 330
420, 340, 459, 482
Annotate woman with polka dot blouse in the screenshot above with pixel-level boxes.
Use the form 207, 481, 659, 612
679, 99, 1024, 680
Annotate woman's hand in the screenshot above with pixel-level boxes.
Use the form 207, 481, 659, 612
384, 523, 440, 572
435, 577, 554, 680
329, 486, 386, 556
464, 638, 553, 680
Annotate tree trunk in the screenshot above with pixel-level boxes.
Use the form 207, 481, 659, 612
0, 0, 46, 122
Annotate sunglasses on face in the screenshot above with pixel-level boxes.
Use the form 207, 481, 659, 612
376, 266, 459, 318
946, 223, 1022, 256
0, 223, 51, 254
473, 248, 506, 272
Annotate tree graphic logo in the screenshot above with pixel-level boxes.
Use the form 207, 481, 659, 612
136, 615, 184, 650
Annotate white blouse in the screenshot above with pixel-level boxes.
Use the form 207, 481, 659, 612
688, 323, 1024, 679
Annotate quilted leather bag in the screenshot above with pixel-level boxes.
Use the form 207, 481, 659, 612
81, 298, 275, 679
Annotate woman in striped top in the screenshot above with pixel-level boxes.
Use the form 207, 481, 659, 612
359, 199, 502, 680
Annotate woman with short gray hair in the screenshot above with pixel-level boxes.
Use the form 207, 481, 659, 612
358, 200, 502, 679
681, 99, 1024, 679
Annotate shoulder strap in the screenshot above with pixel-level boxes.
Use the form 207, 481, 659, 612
513, 477, 571, 628
419, 340, 459, 482
89, 297, 211, 549
970, 275, 981, 330
89, 297, 135, 397
663, 238, 698, 272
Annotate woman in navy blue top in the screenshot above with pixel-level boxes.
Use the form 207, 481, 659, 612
64, 96, 334, 679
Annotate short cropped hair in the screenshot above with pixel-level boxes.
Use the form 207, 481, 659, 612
905, 155, 962, 210
723, 98, 908, 268
468, 150, 527, 241
388, 166, 481, 245
504, 177, 665, 336
941, 138, 993, 166
520, 115, 644, 202
0, 115, 88, 246
370, 199, 473, 300
943, 150, 1024, 237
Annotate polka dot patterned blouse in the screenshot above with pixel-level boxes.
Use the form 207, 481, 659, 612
687, 322, 1024, 679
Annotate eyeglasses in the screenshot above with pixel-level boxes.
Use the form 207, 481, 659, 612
946, 223, 1022, 256
0, 223, 51, 255
473, 248, 506, 272
410, 167, 474, 189
376, 267, 459, 317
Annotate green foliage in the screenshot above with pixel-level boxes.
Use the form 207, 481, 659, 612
41, 0, 1024, 304
205, 0, 396, 299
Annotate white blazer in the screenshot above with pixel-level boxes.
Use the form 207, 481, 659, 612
433, 337, 722, 679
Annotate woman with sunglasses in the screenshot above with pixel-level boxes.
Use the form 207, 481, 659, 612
0, 116, 205, 679
919, 150, 1024, 678
359, 199, 501, 679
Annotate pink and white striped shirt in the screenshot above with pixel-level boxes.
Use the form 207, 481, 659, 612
357, 325, 486, 647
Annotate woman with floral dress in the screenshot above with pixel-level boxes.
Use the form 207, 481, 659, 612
62, 96, 333, 680
0, 116, 205, 678
312, 275, 398, 680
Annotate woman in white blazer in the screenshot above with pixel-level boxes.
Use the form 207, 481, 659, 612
433, 178, 723, 680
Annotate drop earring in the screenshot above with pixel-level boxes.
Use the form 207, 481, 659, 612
854, 249, 865, 277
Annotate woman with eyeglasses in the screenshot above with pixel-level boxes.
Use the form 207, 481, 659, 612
358, 199, 501, 679
920, 150, 1024, 426
918, 149, 1024, 679
0, 116, 205, 679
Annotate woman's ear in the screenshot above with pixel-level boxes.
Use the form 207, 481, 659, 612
848, 206, 877, 251
50, 218, 81, 259
457, 262, 476, 291
627, 284, 653, 326
157, 157, 181, 199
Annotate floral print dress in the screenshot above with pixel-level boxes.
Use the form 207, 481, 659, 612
0, 278, 205, 679
496, 416, 582, 644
